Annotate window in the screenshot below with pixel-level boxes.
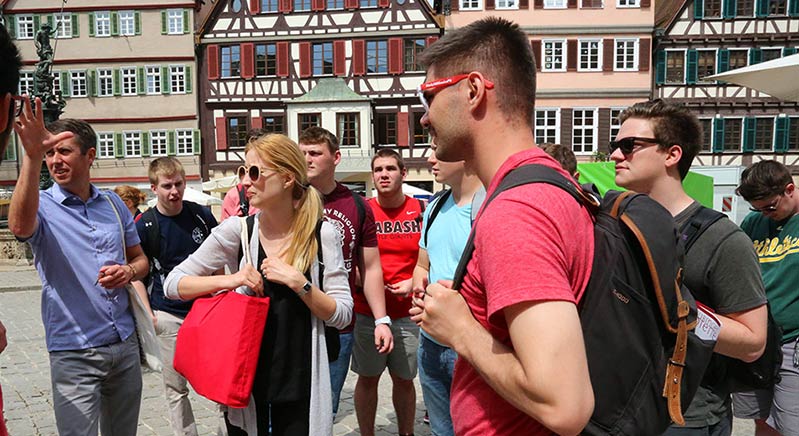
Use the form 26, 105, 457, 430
737, 0, 754, 15
460, 0, 482, 9
70, 71, 87, 97
227, 117, 249, 149
256, 44, 277, 76
54, 13, 72, 39
404, 39, 425, 72
221, 46, 241, 78
610, 108, 623, 142
762, 48, 782, 63
789, 118, 799, 150
724, 119, 742, 151
262, 0, 280, 11
666, 51, 685, 84
497, 0, 518, 8
360, 0, 379, 6
262, 115, 284, 134
337, 113, 360, 147
97, 132, 115, 158
729, 49, 748, 70
52, 73, 61, 95
150, 130, 168, 156
294, 0, 313, 10
170, 66, 186, 93
3, 137, 15, 161
366, 40, 388, 74
167, 9, 184, 35
124, 132, 142, 157
704, 0, 722, 16
18, 71, 33, 95
614, 39, 638, 71
121, 67, 137, 95
376, 113, 397, 145
145, 66, 160, 94
176, 129, 194, 155
298, 113, 320, 135
582, 0, 602, 7
572, 109, 597, 154
543, 40, 566, 72
578, 40, 601, 71
313, 42, 334, 76
96, 68, 113, 96
15, 15, 35, 39
119, 11, 136, 36
769, 0, 787, 15
534, 109, 559, 144
95, 11, 111, 37
617, 0, 639, 6
544, 0, 567, 7
412, 112, 430, 145
755, 118, 774, 151
697, 50, 716, 82
699, 119, 712, 152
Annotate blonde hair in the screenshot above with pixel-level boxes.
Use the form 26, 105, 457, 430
148, 157, 186, 185
114, 185, 146, 207
245, 134, 323, 273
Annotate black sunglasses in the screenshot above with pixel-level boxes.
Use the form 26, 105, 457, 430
609, 137, 662, 155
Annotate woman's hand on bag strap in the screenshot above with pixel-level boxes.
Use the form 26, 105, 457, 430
232, 264, 264, 297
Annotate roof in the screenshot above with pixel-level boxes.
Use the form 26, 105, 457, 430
655, 0, 688, 31
290, 78, 369, 103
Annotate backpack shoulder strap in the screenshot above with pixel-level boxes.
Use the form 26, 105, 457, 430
679, 206, 726, 254
424, 189, 452, 246
315, 219, 324, 291
238, 214, 257, 265
351, 189, 366, 232
417, 197, 426, 213
238, 184, 249, 217
140, 207, 160, 266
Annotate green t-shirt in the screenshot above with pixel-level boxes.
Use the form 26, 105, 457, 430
741, 211, 799, 343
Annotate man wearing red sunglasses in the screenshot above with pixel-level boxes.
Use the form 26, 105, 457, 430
409, 17, 594, 436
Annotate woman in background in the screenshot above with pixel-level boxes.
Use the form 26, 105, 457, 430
114, 184, 147, 221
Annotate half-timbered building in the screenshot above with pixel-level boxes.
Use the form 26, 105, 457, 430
197, 0, 443, 193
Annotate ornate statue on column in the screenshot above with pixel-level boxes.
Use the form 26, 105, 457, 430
33, 22, 65, 125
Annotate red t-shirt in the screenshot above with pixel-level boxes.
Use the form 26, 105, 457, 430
451, 148, 594, 436
357, 196, 423, 319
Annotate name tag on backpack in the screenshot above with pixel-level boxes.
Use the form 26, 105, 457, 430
695, 303, 722, 342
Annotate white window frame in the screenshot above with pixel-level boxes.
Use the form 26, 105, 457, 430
169, 65, 186, 94
97, 132, 115, 159
460, 0, 483, 9
754, 116, 776, 151
167, 9, 183, 35
145, 66, 161, 95
150, 130, 168, 156
121, 67, 137, 96
664, 49, 687, 84
54, 13, 72, 39
724, 117, 744, 152
616, 0, 640, 7
18, 71, 34, 95
572, 108, 598, 155
728, 48, 750, 70
95, 11, 111, 37
118, 11, 135, 36
696, 48, 718, 84
52, 72, 61, 96
609, 107, 625, 142
70, 71, 87, 98
614, 38, 639, 72
544, 0, 567, 8
124, 131, 142, 157
534, 108, 561, 145
698, 118, 714, 152
496, 0, 519, 9
176, 129, 194, 155
578, 39, 602, 72
542, 39, 567, 72
96, 68, 113, 97
15, 15, 35, 39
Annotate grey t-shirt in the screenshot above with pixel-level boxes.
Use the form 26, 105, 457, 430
674, 201, 767, 427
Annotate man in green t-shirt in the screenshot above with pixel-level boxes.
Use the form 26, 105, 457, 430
735, 160, 799, 436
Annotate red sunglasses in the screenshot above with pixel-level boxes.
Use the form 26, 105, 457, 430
417, 74, 495, 111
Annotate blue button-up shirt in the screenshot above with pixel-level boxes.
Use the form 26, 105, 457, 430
22, 184, 140, 352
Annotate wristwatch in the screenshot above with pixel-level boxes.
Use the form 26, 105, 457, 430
297, 281, 312, 297
374, 316, 392, 327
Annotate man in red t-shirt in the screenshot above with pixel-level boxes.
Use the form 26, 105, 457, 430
409, 18, 595, 436
354, 149, 423, 436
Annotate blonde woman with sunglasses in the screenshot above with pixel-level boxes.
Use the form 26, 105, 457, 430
164, 134, 352, 436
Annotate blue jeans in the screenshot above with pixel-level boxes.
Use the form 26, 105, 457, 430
418, 334, 456, 436
328, 331, 354, 417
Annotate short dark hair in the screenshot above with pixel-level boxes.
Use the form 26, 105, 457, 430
418, 17, 536, 129
0, 24, 22, 97
299, 126, 339, 153
371, 148, 405, 172
539, 143, 577, 176
47, 119, 97, 154
736, 160, 793, 201
618, 99, 702, 180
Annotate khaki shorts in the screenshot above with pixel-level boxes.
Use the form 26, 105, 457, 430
351, 313, 420, 380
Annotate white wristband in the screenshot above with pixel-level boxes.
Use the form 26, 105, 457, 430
374, 316, 392, 327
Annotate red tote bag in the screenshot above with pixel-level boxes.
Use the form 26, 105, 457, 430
174, 217, 269, 408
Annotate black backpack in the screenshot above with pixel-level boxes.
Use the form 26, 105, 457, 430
237, 184, 249, 217
423, 188, 485, 246
451, 164, 715, 435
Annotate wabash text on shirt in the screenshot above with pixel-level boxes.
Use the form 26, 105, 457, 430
375, 215, 422, 237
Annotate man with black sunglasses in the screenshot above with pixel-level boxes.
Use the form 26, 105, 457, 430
735, 160, 799, 436
611, 100, 767, 436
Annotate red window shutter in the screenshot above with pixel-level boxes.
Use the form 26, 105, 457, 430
207, 45, 220, 80
450, 0, 459, 10
378, 0, 391, 7
426, 36, 439, 47
352, 40, 366, 76
345, 0, 360, 9
251, 116, 263, 130
277, 42, 290, 77
241, 43, 255, 79
312, 0, 326, 11
299, 42, 312, 78
520, 0, 530, 8
640, 0, 651, 7
250, 0, 261, 13
568, 0, 577, 7
639, 38, 650, 71
603, 39, 614, 72
486, 0, 495, 8
279, 0, 293, 13
533, 0, 543, 8
567, 39, 577, 71
334, 41, 347, 76
388, 38, 404, 75
531, 40, 542, 71
397, 112, 410, 147
216, 117, 228, 150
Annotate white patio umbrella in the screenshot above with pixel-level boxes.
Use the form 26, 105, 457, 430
707, 53, 799, 102
147, 187, 223, 208
202, 175, 239, 193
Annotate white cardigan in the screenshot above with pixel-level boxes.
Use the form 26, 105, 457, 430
164, 215, 353, 436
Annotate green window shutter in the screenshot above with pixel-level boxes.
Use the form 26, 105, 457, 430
60, 71, 71, 97
115, 132, 124, 158
161, 66, 171, 95
717, 49, 729, 73
111, 12, 119, 36
33, 15, 41, 32
134, 11, 142, 35
185, 65, 193, 94
183, 9, 190, 34
71, 14, 79, 37
167, 131, 177, 156
790, 0, 799, 16
113, 68, 121, 96
775, 117, 789, 153
756, 0, 769, 16
712, 118, 725, 153
686, 49, 698, 84
749, 48, 762, 65
7, 16, 16, 39
193, 129, 201, 155
137, 67, 145, 94
742, 117, 756, 152
45, 15, 54, 29
694, 0, 704, 18
141, 132, 151, 157
723, 0, 736, 17
87, 70, 95, 97
89, 13, 95, 37
161, 11, 168, 35
784, 47, 797, 57
655, 50, 666, 85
